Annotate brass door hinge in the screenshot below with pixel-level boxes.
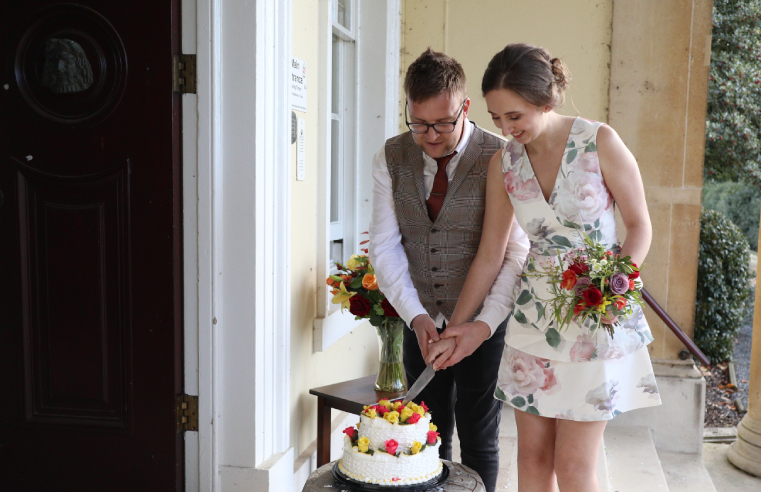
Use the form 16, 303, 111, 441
176, 394, 199, 433
173, 54, 197, 94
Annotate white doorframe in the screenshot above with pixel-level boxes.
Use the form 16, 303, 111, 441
184, 0, 293, 490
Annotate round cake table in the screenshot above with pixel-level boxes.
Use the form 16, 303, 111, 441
301, 460, 485, 492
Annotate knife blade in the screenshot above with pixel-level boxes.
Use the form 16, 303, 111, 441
402, 363, 435, 405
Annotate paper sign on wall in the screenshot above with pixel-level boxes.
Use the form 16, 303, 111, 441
297, 118, 306, 181
291, 58, 307, 112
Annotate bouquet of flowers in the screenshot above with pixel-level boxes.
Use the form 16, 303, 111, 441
522, 231, 642, 337
326, 234, 405, 391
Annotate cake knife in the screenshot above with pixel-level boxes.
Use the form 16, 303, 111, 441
402, 363, 435, 405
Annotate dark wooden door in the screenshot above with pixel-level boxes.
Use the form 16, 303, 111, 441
0, 2, 184, 490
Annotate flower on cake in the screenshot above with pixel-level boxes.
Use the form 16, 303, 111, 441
409, 441, 423, 455
343, 427, 357, 440
383, 411, 400, 424
363, 408, 377, 419
419, 401, 429, 413
406, 412, 421, 424
427, 431, 440, 445
429, 423, 437, 432
357, 436, 370, 453
384, 439, 399, 455
378, 399, 392, 410
400, 407, 414, 423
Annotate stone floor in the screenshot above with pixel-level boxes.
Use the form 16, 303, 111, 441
703, 443, 761, 491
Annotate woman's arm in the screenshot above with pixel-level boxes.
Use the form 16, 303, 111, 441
448, 151, 515, 326
425, 151, 515, 369
596, 125, 652, 267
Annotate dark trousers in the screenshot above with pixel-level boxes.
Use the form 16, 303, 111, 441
403, 319, 507, 492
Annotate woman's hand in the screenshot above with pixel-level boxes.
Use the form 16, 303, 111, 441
424, 337, 457, 370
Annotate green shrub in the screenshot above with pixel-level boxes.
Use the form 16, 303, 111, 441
694, 209, 752, 363
702, 180, 761, 250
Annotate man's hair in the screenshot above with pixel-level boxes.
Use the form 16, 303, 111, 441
404, 48, 466, 103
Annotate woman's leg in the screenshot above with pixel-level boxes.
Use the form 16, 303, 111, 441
554, 419, 607, 492
514, 410, 558, 492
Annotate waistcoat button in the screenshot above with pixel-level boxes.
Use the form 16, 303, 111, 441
434, 283, 442, 288
431, 267, 438, 272
431, 228, 438, 233
430, 248, 437, 253
436, 300, 443, 306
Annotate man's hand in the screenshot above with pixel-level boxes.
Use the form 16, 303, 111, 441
411, 314, 439, 360
436, 321, 491, 370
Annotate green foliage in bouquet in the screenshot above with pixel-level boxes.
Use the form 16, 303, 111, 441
704, 0, 761, 183
694, 208, 752, 363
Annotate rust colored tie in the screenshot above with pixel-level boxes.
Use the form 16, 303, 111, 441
426, 151, 457, 222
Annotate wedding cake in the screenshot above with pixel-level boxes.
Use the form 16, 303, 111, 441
338, 400, 442, 486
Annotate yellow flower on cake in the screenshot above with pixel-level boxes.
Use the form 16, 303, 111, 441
400, 407, 414, 423
357, 436, 370, 453
410, 441, 423, 455
392, 401, 404, 412
429, 423, 437, 432
331, 282, 356, 310
384, 411, 400, 424
414, 404, 425, 416
364, 408, 377, 419
378, 399, 392, 410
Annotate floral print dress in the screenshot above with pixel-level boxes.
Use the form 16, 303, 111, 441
495, 117, 661, 421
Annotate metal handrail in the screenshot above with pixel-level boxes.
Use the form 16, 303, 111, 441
641, 288, 710, 366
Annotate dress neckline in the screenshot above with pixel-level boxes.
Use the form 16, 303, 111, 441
523, 116, 579, 205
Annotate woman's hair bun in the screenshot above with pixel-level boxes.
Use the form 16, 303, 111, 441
550, 57, 570, 92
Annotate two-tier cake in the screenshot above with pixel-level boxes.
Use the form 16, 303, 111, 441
338, 400, 442, 486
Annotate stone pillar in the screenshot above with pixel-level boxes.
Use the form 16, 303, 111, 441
728, 240, 761, 476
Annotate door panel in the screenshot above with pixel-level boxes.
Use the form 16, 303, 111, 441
0, 1, 183, 490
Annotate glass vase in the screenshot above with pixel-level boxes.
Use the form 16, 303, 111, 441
374, 318, 406, 392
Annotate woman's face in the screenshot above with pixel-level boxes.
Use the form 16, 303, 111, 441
485, 89, 549, 144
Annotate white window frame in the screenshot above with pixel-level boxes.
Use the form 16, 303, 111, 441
314, 0, 401, 352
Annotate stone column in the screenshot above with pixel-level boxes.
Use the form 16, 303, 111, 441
727, 224, 761, 476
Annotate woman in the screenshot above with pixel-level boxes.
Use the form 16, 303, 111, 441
427, 44, 662, 491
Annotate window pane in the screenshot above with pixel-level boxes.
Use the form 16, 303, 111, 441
336, 0, 350, 30
331, 35, 341, 115
330, 118, 341, 223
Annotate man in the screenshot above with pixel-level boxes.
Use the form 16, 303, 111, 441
368, 49, 529, 492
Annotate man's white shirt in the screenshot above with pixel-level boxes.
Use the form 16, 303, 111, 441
368, 120, 530, 338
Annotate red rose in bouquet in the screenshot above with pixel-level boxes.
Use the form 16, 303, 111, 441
349, 295, 372, 317
582, 287, 603, 307
561, 270, 577, 290
381, 298, 399, 318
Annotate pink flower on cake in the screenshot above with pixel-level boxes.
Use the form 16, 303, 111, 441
419, 401, 429, 413
385, 439, 398, 455
407, 412, 421, 424
504, 168, 542, 201
342, 427, 357, 440
570, 334, 596, 362
427, 431, 439, 445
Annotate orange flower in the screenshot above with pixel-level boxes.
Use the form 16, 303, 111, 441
573, 301, 586, 316
614, 298, 627, 310
561, 270, 578, 290
362, 274, 378, 290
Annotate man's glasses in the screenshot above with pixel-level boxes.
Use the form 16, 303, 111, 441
405, 100, 466, 134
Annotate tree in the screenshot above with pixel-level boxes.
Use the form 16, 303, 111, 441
704, 0, 761, 184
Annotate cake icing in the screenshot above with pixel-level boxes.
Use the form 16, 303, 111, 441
338, 400, 442, 486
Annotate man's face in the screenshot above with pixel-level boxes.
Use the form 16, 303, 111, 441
408, 92, 470, 159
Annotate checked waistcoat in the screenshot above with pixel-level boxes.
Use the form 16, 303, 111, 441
385, 123, 506, 320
